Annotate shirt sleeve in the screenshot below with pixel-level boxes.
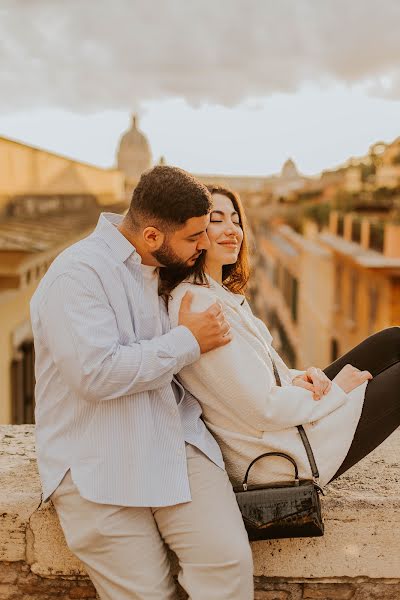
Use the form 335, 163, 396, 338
169, 285, 348, 432
39, 270, 200, 402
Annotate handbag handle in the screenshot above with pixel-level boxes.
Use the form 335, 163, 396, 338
268, 348, 320, 481
242, 451, 299, 491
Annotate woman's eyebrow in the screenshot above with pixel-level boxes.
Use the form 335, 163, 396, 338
210, 210, 239, 216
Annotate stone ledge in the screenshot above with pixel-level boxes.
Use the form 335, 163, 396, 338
1, 425, 399, 584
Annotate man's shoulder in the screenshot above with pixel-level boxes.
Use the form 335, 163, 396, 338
31, 234, 113, 303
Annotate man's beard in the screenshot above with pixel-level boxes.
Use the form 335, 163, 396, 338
152, 239, 201, 270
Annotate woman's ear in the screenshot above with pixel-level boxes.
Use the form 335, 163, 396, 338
142, 226, 164, 250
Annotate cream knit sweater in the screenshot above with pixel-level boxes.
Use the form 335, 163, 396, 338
168, 278, 367, 487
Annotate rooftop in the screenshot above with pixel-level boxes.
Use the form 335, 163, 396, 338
0, 202, 127, 261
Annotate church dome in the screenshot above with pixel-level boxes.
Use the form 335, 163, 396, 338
280, 158, 300, 180
116, 114, 152, 181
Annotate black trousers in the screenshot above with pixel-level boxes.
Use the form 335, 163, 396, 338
321, 326, 400, 482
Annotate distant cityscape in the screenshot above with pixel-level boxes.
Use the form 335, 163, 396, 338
0, 116, 399, 424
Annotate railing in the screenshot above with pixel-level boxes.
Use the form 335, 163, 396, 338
330, 211, 398, 256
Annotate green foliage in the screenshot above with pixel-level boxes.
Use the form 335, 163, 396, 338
333, 191, 357, 212
391, 152, 400, 165
360, 162, 375, 182
303, 203, 331, 228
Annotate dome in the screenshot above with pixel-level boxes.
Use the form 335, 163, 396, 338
116, 114, 152, 181
280, 158, 300, 180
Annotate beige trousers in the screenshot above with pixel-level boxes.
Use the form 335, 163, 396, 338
51, 443, 254, 599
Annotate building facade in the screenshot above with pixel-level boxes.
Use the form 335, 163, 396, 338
250, 213, 400, 371
0, 137, 127, 424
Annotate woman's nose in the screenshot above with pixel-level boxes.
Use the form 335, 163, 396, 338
224, 223, 237, 236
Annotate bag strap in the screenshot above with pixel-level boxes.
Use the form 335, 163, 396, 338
268, 349, 320, 481
297, 425, 319, 480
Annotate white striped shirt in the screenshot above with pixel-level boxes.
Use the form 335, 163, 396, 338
30, 212, 224, 506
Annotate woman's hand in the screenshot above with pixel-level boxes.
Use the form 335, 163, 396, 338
292, 367, 332, 400
332, 364, 373, 393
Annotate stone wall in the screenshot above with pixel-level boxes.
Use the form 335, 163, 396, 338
1, 425, 399, 599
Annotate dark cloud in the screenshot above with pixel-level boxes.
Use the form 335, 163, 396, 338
1, 0, 400, 112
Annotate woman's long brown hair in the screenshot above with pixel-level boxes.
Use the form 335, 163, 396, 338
159, 185, 251, 302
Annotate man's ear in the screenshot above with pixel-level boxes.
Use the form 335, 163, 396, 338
142, 226, 165, 250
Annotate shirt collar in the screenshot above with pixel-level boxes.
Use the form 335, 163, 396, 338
94, 212, 142, 264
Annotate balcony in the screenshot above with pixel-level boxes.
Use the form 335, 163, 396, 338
329, 211, 400, 258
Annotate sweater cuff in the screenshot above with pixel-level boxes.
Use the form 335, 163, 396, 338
289, 368, 307, 381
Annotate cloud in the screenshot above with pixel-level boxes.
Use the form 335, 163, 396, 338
1, 0, 400, 112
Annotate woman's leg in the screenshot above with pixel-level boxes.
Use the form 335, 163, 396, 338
323, 326, 400, 380
322, 327, 400, 482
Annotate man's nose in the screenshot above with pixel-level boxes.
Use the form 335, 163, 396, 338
197, 232, 211, 250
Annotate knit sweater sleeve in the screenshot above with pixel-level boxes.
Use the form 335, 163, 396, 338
169, 283, 348, 432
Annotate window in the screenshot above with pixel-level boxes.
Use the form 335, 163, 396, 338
11, 340, 35, 424
273, 260, 280, 288
330, 338, 340, 362
349, 271, 359, 323
291, 277, 298, 323
351, 219, 362, 244
337, 215, 344, 237
369, 222, 384, 253
368, 285, 379, 334
334, 263, 343, 310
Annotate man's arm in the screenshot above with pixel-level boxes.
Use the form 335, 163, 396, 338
39, 270, 200, 402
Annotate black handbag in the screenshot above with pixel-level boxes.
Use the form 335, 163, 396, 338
233, 352, 325, 541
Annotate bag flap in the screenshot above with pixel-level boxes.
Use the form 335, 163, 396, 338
235, 483, 317, 528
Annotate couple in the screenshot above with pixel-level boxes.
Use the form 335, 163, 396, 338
31, 166, 400, 600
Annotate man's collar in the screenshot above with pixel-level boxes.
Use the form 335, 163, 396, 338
94, 213, 142, 264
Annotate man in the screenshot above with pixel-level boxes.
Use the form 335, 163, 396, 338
30, 166, 254, 599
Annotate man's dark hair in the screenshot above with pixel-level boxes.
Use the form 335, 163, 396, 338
127, 165, 212, 231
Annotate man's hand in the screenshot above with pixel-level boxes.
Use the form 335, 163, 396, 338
292, 367, 332, 400
178, 291, 232, 354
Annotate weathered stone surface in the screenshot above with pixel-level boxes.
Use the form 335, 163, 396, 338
1, 425, 400, 598
0, 562, 98, 599
29, 501, 85, 577
252, 428, 400, 579
254, 579, 303, 599
303, 583, 355, 598
254, 591, 290, 599
0, 426, 40, 563
1, 564, 400, 599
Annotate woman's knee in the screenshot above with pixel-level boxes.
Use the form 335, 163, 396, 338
370, 327, 400, 358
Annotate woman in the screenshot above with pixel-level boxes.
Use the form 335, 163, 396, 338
163, 185, 400, 488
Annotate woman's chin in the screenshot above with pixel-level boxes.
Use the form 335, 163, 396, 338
222, 252, 239, 265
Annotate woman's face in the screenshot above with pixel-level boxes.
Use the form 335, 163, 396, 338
205, 193, 243, 268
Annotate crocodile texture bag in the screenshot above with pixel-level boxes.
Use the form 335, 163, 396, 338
233, 445, 324, 540
233, 350, 325, 540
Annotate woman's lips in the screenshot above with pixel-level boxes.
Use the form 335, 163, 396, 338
218, 241, 238, 249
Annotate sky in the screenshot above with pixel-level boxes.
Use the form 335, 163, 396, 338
1, 0, 400, 176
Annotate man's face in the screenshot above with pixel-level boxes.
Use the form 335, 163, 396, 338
153, 214, 211, 268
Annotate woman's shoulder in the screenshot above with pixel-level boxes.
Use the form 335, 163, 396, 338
169, 281, 218, 313
167, 281, 221, 328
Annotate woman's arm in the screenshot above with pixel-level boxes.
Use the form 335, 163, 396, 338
169, 285, 348, 432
